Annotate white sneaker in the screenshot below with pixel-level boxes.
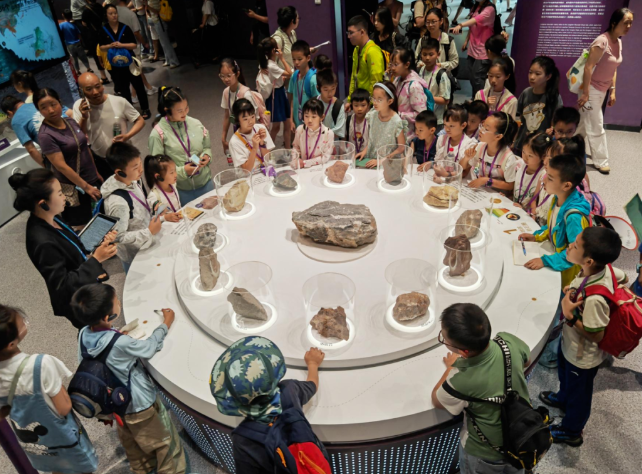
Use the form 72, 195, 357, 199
132, 95, 139, 104
163, 61, 169, 67
146, 86, 158, 96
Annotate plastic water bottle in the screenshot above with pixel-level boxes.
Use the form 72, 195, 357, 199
226, 150, 233, 167
113, 117, 121, 137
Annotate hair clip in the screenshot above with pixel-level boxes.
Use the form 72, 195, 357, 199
501, 48, 507, 55
545, 136, 550, 142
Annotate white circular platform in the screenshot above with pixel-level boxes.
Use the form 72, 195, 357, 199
220, 201, 256, 220
378, 177, 411, 193
295, 232, 377, 263
307, 318, 356, 350
232, 302, 278, 334
385, 302, 436, 333
324, 172, 355, 188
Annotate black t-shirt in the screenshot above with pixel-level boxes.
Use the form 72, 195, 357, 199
252, 0, 270, 43
231, 380, 317, 474
98, 22, 136, 47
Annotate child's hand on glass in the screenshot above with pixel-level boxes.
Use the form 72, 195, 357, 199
365, 159, 377, 169
305, 347, 325, 369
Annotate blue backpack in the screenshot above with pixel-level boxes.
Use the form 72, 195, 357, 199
102, 26, 132, 68
410, 77, 435, 112
292, 68, 317, 100
69, 331, 133, 419
93, 189, 134, 219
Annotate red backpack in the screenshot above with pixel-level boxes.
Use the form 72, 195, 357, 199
582, 264, 642, 358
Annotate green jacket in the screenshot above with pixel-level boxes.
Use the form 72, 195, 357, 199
348, 40, 385, 100
148, 116, 212, 191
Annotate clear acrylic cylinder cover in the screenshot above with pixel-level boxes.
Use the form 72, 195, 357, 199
225, 261, 277, 333
422, 160, 463, 213
214, 168, 254, 219
324, 141, 356, 188
265, 149, 301, 197
437, 225, 491, 293
377, 144, 413, 193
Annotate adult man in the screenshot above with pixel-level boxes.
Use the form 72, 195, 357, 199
432, 303, 531, 474
346, 15, 385, 111
73, 73, 144, 180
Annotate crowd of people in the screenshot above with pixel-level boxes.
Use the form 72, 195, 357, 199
0, 1, 638, 474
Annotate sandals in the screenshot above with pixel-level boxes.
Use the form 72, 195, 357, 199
141, 109, 152, 120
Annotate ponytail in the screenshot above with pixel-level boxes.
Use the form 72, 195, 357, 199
220, 58, 247, 86
530, 56, 560, 115
0, 305, 20, 352
157, 86, 187, 117
144, 154, 173, 189
490, 111, 518, 152
490, 57, 516, 95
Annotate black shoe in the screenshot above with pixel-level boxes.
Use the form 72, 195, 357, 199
506, 7, 513, 11
550, 424, 583, 447
539, 391, 564, 410
141, 109, 152, 120
101, 78, 111, 85
451, 19, 459, 26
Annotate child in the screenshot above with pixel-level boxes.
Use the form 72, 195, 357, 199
539, 227, 625, 446
548, 106, 581, 140
484, 34, 516, 75
391, 46, 428, 141
355, 81, 408, 169
292, 99, 335, 168
72, 284, 186, 473
0, 304, 98, 473
513, 132, 549, 215
288, 40, 317, 131
514, 56, 563, 155
475, 57, 518, 120
102, 142, 162, 274
464, 100, 489, 140
60, 9, 91, 74
435, 105, 478, 164
417, 39, 451, 130
414, 110, 439, 171
258, 37, 292, 146
345, 88, 370, 157
229, 99, 275, 173
462, 111, 519, 193
314, 54, 332, 72
220, 58, 258, 159
210, 337, 328, 473
316, 69, 345, 140
518, 153, 590, 287
145, 154, 182, 222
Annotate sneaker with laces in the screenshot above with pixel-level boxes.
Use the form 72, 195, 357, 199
146, 86, 158, 96
538, 391, 564, 410
550, 424, 583, 447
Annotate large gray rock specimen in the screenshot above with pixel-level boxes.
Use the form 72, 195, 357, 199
383, 157, 406, 185
199, 247, 220, 291
193, 223, 218, 250
223, 181, 250, 212
393, 292, 430, 322
274, 172, 298, 190
326, 161, 349, 183
310, 307, 350, 341
423, 186, 459, 208
455, 210, 483, 239
292, 201, 377, 248
443, 234, 472, 276
227, 287, 268, 321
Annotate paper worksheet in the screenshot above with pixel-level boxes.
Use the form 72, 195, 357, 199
513, 241, 554, 266
312, 41, 331, 50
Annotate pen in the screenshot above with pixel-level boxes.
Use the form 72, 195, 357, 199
520, 238, 526, 256
154, 309, 164, 316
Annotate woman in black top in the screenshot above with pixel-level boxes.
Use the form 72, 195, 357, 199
9, 169, 118, 329
81, 0, 110, 84
99, 4, 151, 119
371, 6, 407, 56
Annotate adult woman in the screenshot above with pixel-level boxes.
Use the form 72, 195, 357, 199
450, 0, 496, 98
99, 5, 151, 119
371, 7, 407, 56
36, 88, 102, 227
146, 0, 181, 67
271, 6, 299, 72
415, 8, 459, 73
148, 86, 213, 203
80, 0, 111, 84
10, 70, 39, 104
577, 8, 634, 174
194, 0, 220, 68
380, 0, 404, 30
8, 169, 117, 329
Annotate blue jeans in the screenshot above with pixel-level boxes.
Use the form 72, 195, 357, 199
459, 444, 523, 474
122, 259, 131, 274
177, 179, 215, 206
148, 16, 179, 66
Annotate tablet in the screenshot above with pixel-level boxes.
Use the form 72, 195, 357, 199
78, 213, 119, 251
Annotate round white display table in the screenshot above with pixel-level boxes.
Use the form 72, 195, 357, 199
124, 167, 560, 473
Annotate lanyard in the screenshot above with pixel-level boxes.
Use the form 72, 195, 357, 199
571, 275, 591, 303
305, 127, 322, 160
128, 184, 151, 214
166, 117, 191, 158
318, 96, 332, 119
353, 117, 367, 153
159, 185, 178, 213
297, 75, 305, 105
228, 89, 237, 119
424, 136, 437, 163
516, 165, 543, 205
489, 88, 505, 112
238, 127, 266, 164
447, 137, 463, 162
537, 193, 551, 209
54, 217, 87, 261
425, 65, 438, 90
481, 145, 501, 178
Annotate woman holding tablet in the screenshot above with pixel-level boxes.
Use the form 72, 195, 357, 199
9, 169, 118, 329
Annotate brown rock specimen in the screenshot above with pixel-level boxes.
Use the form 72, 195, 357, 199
223, 181, 250, 212
310, 307, 350, 341
383, 156, 406, 185
443, 234, 473, 276
392, 292, 430, 322
199, 247, 220, 291
227, 287, 268, 321
455, 210, 483, 239
326, 161, 350, 183
423, 186, 459, 208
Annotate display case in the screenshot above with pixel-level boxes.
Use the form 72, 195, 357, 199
187, 238, 233, 297
265, 149, 301, 197
421, 160, 463, 213
225, 261, 277, 333
324, 141, 356, 188
376, 145, 413, 193
447, 195, 495, 248
437, 225, 490, 293
214, 168, 255, 220
188, 218, 228, 255
384, 259, 437, 333
303, 273, 356, 349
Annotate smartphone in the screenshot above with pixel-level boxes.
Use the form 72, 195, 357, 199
156, 204, 167, 216
189, 154, 201, 166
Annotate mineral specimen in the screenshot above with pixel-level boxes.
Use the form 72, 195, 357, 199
310, 307, 350, 341
383, 156, 406, 185
227, 287, 268, 321
274, 172, 298, 190
443, 234, 473, 276
199, 247, 220, 291
423, 186, 459, 208
326, 161, 349, 183
292, 201, 377, 248
193, 223, 218, 250
455, 210, 483, 239
222, 181, 250, 212
392, 292, 430, 322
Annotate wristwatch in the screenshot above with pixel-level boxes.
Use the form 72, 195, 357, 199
485, 178, 494, 188
567, 312, 579, 327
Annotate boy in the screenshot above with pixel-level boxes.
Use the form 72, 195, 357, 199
413, 110, 439, 171
539, 227, 624, 446
418, 38, 451, 129
316, 69, 346, 139
210, 336, 327, 474
518, 153, 591, 288
288, 40, 317, 131
548, 106, 581, 140
102, 142, 161, 273
465, 100, 489, 140
71, 283, 186, 473
432, 303, 531, 471
345, 88, 370, 157
60, 9, 91, 74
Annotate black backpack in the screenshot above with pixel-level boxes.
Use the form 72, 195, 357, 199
442, 336, 552, 473
92, 189, 134, 219
331, 99, 343, 128
484, 3, 504, 36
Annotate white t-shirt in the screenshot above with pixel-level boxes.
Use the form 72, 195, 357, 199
221, 87, 259, 119
202, 0, 218, 26
471, 144, 519, 183
267, 60, 285, 89
435, 133, 478, 163
117, 5, 140, 33
133, 0, 146, 16
73, 95, 141, 157
513, 165, 545, 206
0, 353, 71, 416
229, 124, 275, 168
147, 184, 182, 214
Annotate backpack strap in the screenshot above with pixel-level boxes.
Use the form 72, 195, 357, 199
582, 264, 619, 303
96, 332, 123, 365
111, 189, 134, 219
7, 355, 33, 407
331, 99, 343, 124
153, 123, 164, 142
493, 335, 513, 394
117, 25, 126, 42
562, 208, 589, 228
480, 89, 486, 102
303, 68, 317, 98
102, 26, 117, 43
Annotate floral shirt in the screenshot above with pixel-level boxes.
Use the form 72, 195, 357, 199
293, 124, 334, 168
359, 109, 408, 164
394, 70, 428, 141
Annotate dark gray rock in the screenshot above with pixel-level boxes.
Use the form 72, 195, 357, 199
383, 157, 406, 185
310, 307, 350, 341
393, 292, 430, 322
199, 247, 220, 291
227, 287, 268, 321
193, 223, 218, 250
274, 172, 298, 190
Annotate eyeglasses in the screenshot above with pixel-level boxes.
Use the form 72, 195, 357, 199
554, 129, 574, 137
426, 20, 440, 26
346, 30, 360, 37
219, 74, 235, 80
389, 63, 401, 69
372, 97, 388, 104
438, 330, 466, 351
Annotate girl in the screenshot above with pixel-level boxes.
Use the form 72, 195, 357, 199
144, 155, 182, 222
434, 105, 478, 167
0, 305, 98, 473
371, 7, 407, 56
10, 70, 39, 104
356, 81, 408, 169
271, 6, 299, 71
475, 57, 518, 120
392, 47, 428, 140
219, 58, 258, 159
513, 56, 563, 155
513, 132, 549, 215
462, 111, 519, 193
314, 54, 332, 72
414, 8, 459, 73
292, 99, 335, 168
228, 99, 275, 172
464, 100, 489, 140
148, 86, 213, 203
258, 37, 293, 147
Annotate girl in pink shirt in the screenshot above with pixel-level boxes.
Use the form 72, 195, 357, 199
293, 99, 335, 168
391, 47, 428, 141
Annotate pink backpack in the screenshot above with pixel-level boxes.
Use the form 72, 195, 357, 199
577, 178, 606, 216
238, 83, 272, 131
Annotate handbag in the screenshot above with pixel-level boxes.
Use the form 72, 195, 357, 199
60, 119, 83, 208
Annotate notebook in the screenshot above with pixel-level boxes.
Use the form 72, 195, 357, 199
513, 240, 554, 266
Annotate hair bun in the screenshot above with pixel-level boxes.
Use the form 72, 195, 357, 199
8, 173, 28, 191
